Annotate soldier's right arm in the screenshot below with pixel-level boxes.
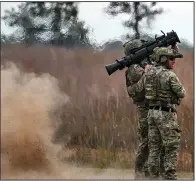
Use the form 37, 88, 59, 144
127, 75, 145, 97
169, 72, 185, 98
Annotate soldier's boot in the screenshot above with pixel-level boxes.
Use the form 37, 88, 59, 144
149, 175, 161, 180
164, 170, 177, 180
134, 168, 149, 180
144, 170, 150, 178
135, 156, 149, 179
148, 168, 160, 180
135, 161, 145, 179
143, 162, 150, 179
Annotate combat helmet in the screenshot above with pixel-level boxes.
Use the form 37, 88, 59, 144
123, 39, 144, 56
152, 47, 183, 64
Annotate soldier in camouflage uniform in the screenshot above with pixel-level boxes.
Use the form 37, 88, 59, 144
128, 47, 185, 180
124, 39, 152, 179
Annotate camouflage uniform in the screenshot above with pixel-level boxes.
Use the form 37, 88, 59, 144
128, 47, 185, 179
124, 39, 150, 179
126, 64, 149, 179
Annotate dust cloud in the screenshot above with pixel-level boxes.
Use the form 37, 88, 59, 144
0, 62, 135, 179
1, 62, 70, 179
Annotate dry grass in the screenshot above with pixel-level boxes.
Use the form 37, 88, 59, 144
1, 44, 194, 172
59, 146, 135, 169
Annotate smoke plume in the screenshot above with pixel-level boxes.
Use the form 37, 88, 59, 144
1, 62, 69, 178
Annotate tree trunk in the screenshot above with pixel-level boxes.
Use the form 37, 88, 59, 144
133, 2, 140, 39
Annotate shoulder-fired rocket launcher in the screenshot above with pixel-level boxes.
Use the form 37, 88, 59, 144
105, 30, 181, 76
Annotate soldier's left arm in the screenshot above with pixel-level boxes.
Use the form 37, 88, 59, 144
170, 72, 186, 98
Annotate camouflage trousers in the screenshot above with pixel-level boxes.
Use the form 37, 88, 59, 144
135, 107, 166, 180
147, 109, 181, 180
135, 107, 149, 179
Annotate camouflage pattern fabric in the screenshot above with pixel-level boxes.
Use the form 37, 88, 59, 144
124, 41, 148, 176
135, 108, 165, 179
124, 45, 183, 179
125, 64, 148, 179
128, 61, 185, 179
152, 47, 183, 64
147, 110, 181, 180
125, 64, 144, 86
134, 107, 149, 179
125, 64, 145, 108
123, 39, 143, 56
144, 66, 184, 106
159, 145, 166, 179
128, 66, 185, 106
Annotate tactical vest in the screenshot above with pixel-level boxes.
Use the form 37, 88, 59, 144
145, 66, 180, 106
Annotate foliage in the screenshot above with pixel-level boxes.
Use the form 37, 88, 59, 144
2, 3, 48, 44
2, 2, 92, 47
105, 2, 163, 39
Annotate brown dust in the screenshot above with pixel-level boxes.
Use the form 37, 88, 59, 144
1, 62, 70, 179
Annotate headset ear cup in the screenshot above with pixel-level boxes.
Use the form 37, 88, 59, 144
160, 56, 168, 63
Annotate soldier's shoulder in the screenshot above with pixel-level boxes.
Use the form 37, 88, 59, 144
145, 66, 156, 75
127, 64, 143, 73
163, 69, 177, 77
161, 69, 179, 81
128, 64, 142, 70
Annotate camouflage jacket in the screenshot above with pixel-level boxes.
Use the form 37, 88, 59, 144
128, 65, 185, 108
125, 64, 146, 108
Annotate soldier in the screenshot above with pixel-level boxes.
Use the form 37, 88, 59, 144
124, 39, 152, 179
128, 47, 185, 179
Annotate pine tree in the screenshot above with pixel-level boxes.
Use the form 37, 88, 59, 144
2, 2, 92, 47
2, 3, 48, 44
105, 2, 163, 39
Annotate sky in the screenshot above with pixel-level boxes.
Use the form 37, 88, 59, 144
1, 1, 194, 45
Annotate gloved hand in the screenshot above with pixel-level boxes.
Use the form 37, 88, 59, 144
144, 64, 152, 73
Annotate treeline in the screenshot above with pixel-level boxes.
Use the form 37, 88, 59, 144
1, 2, 193, 50
1, 2, 93, 48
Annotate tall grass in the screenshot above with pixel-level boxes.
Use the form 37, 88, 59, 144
1, 44, 194, 172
